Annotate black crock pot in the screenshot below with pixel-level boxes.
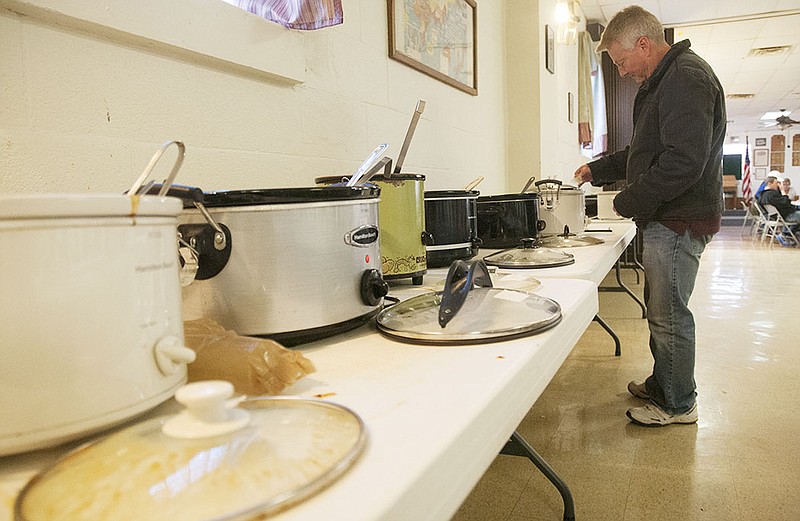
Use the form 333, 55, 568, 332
424, 190, 481, 268
476, 193, 546, 249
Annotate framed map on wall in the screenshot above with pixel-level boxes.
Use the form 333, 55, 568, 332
388, 0, 478, 95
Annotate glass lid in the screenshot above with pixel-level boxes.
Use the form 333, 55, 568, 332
482, 239, 575, 269
536, 235, 605, 248
16, 382, 367, 521
376, 259, 561, 344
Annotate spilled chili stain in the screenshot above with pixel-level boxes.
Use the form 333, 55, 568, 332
129, 194, 140, 225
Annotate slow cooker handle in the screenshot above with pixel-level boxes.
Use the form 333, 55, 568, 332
177, 223, 233, 281
147, 184, 227, 251
438, 259, 493, 328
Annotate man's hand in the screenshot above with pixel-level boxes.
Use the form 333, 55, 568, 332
573, 164, 593, 186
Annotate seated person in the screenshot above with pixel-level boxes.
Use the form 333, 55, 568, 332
781, 178, 798, 201
754, 179, 768, 202
759, 176, 800, 225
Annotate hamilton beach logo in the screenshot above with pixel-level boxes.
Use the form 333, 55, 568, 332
346, 225, 379, 246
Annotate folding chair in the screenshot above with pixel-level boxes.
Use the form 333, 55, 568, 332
751, 201, 770, 244
763, 204, 798, 247
739, 200, 760, 237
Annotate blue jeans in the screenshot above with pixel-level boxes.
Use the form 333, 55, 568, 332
641, 222, 712, 414
785, 210, 800, 224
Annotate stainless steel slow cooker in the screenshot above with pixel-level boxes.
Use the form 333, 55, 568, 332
534, 179, 587, 236
172, 185, 388, 346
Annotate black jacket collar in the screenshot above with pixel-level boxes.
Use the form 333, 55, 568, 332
641, 39, 692, 91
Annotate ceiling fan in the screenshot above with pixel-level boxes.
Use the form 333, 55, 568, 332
762, 110, 800, 130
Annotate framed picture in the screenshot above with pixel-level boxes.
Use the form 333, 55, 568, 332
753, 148, 769, 166
388, 0, 477, 95
545, 24, 555, 74
754, 137, 767, 147
753, 167, 767, 180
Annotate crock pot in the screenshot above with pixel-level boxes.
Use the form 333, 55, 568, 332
476, 192, 546, 249
424, 189, 480, 268
535, 179, 587, 236
0, 193, 195, 456
173, 185, 389, 346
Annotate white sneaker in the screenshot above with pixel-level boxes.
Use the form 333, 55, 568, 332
627, 380, 649, 399
626, 402, 698, 427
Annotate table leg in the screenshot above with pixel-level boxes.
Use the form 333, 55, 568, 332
501, 431, 575, 521
593, 314, 621, 356
597, 261, 647, 319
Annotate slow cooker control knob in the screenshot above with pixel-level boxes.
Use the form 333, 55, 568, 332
361, 269, 389, 306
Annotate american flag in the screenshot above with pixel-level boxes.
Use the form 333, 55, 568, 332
742, 137, 752, 203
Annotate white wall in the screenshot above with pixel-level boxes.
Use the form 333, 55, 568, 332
0, 0, 585, 197
505, 0, 587, 192
0, 0, 502, 195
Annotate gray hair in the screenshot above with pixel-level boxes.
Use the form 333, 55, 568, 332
765, 175, 779, 185
597, 5, 666, 52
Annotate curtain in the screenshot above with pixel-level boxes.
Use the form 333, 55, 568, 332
578, 31, 607, 157
225, 0, 343, 30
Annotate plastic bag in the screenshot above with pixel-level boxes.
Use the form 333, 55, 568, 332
183, 318, 315, 395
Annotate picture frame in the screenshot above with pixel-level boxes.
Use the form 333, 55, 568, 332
753, 167, 767, 180
754, 137, 767, 147
753, 148, 769, 167
388, 0, 477, 96
545, 24, 555, 74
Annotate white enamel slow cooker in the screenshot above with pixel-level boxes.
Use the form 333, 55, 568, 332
0, 193, 195, 456
534, 179, 587, 236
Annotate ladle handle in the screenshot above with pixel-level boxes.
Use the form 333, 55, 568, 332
393, 99, 426, 175
520, 176, 536, 193
347, 143, 389, 187
358, 157, 393, 186
464, 176, 485, 191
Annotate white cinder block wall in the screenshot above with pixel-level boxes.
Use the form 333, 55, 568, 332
0, 0, 586, 197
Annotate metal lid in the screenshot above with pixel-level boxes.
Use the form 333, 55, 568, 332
16, 382, 367, 521
200, 186, 380, 207
0, 193, 182, 220
483, 240, 575, 269
376, 259, 561, 344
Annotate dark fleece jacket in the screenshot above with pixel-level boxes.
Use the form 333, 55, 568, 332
588, 40, 726, 224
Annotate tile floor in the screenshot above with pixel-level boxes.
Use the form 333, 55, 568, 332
452, 226, 800, 521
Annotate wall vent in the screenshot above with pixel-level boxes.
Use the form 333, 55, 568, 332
748, 45, 792, 57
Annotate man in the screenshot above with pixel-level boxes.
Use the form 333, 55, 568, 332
759, 176, 800, 224
573, 6, 726, 426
